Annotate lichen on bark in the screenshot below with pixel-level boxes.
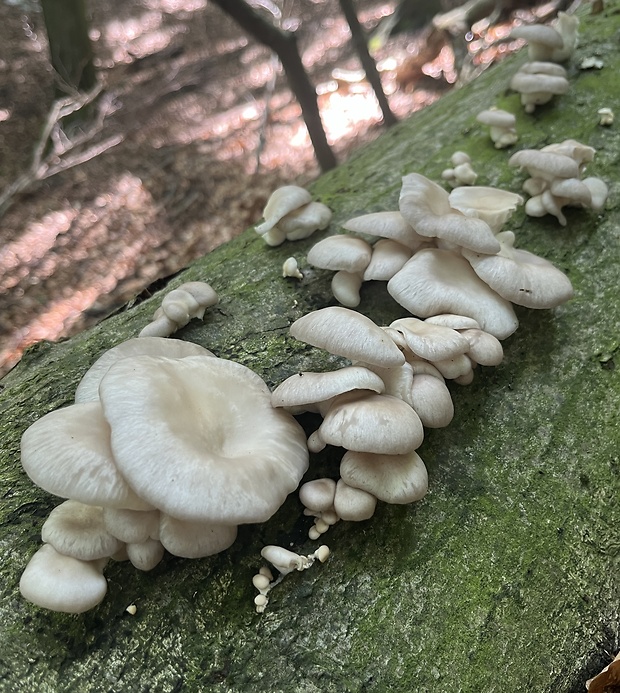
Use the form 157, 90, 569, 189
1, 3, 619, 691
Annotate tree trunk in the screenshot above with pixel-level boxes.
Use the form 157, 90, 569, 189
338, 0, 398, 126
1, 3, 619, 690
211, 0, 337, 172
40, 0, 97, 127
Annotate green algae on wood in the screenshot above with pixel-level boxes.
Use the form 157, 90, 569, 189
1, 3, 620, 691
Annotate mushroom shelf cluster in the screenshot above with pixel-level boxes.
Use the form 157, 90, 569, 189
19, 336, 309, 613
509, 139, 609, 226
509, 12, 578, 112
254, 185, 332, 247
306, 172, 573, 325
271, 305, 507, 539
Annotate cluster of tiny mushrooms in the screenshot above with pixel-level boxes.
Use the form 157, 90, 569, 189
18, 12, 612, 615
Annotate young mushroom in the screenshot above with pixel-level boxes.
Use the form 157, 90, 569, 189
476, 109, 518, 149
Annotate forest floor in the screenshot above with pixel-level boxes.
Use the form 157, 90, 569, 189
0, 0, 547, 376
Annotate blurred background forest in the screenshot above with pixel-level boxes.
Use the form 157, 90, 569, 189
0, 0, 568, 375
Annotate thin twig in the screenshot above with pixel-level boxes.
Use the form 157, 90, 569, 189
0, 82, 121, 218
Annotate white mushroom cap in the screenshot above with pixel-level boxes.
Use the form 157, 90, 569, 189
138, 316, 179, 338
541, 139, 595, 167
518, 61, 568, 77
510, 24, 563, 61
476, 109, 518, 149
271, 366, 385, 410
255, 186, 313, 235
582, 177, 609, 211
509, 149, 580, 182
262, 226, 287, 247
158, 514, 238, 558
448, 186, 523, 233
462, 231, 574, 309
99, 354, 309, 524
476, 109, 516, 129
400, 173, 500, 254
19, 544, 108, 613
459, 329, 504, 366
75, 337, 214, 403
21, 401, 151, 511
522, 177, 548, 197
425, 314, 480, 330
363, 239, 413, 281
509, 66, 569, 112
278, 201, 332, 240
357, 360, 416, 407
342, 211, 427, 250
160, 288, 200, 327
158, 282, 218, 325
550, 177, 593, 206
102, 507, 160, 544
340, 449, 428, 504
260, 545, 307, 575
550, 12, 579, 62
410, 374, 454, 427
317, 391, 424, 454
432, 353, 474, 381
299, 478, 337, 513
289, 307, 405, 369
389, 317, 469, 361
387, 248, 519, 339
126, 538, 165, 571
333, 480, 377, 521
307, 235, 372, 273
41, 501, 123, 560
331, 270, 364, 308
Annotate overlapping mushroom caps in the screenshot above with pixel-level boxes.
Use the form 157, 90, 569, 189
509, 140, 609, 225
272, 306, 507, 539
20, 338, 309, 612
253, 184, 332, 246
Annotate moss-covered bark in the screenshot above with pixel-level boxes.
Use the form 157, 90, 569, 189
1, 4, 619, 691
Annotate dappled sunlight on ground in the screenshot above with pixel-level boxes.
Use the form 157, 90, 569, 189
0, 0, 548, 375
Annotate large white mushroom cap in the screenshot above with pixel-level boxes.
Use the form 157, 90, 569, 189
75, 337, 214, 403
255, 185, 313, 235
388, 248, 518, 339
340, 449, 428, 505
99, 354, 309, 524
316, 391, 424, 455
462, 231, 574, 309
20, 544, 108, 613
290, 306, 405, 369
21, 401, 152, 511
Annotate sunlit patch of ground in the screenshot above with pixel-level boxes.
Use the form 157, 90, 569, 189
0, 0, 543, 375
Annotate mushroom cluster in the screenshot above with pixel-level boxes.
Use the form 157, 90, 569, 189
306, 172, 573, 328
441, 151, 478, 188
252, 544, 330, 613
19, 336, 309, 612
271, 305, 511, 539
509, 139, 609, 225
510, 12, 579, 63
139, 281, 219, 338
509, 61, 570, 113
507, 13, 578, 113
476, 109, 518, 149
254, 185, 332, 246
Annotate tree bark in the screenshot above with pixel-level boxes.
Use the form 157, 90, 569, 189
211, 0, 337, 172
40, 0, 96, 94
1, 3, 619, 690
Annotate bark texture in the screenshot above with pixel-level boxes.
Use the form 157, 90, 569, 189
1, 3, 619, 690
